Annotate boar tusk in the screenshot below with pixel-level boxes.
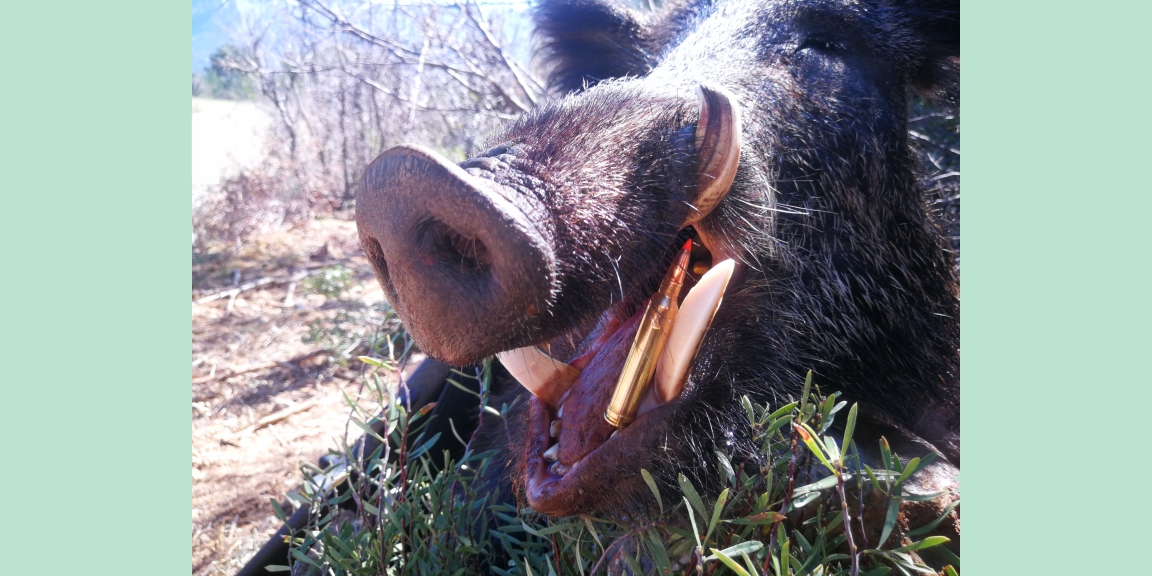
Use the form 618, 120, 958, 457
497, 346, 581, 406
686, 84, 742, 226
654, 258, 736, 402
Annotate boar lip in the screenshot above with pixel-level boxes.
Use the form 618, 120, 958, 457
526, 396, 681, 516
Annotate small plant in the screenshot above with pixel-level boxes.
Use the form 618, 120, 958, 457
302, 297, 408, 366
301, 265, 355, 299
272, 361, 957, 576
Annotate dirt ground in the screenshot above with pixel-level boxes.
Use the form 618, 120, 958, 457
192, 217, 414, 575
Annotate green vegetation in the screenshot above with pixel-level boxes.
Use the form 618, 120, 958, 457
301, 265, 356, 300
193, 45, 258, 100
302, 270, 405, 367
271, 351, 957, 575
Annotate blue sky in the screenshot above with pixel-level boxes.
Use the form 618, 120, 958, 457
193, 0, 535, 74
192, 0, 235, 73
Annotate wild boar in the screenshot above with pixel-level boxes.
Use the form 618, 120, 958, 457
355, 0, 959, 542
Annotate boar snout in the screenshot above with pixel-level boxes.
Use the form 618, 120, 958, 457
356, 144, 557, 365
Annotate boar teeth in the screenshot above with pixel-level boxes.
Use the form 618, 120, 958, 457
654, 259, 736, 402
685, 84, 742, 226
543, 444, 559, 462
497, 346, 581, 406
549, 462, 569, 476
549, 420, 561, 438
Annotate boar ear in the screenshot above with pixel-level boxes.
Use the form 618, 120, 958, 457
895, 0, 959, 104
534, 0, 656, 93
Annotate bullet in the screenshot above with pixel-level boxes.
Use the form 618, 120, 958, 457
604, 239, 692, 428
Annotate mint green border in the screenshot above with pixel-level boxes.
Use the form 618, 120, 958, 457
964, 1, 1151, 574
2, 1, 1143, 575
0, 2, 187, 574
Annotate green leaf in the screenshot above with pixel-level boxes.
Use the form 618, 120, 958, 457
623, 549, 644, 575
269, 498, 289, 525
685, 497, 703, 551
823, 436, 840, 464
796, 423, 836, 473
800, 370, 814, 411
290, 548, 320, 567
647, 529, 674, 575
937, 545, 961, 569
641, 469, 663, 514
717, 451, 736, 486
793, 474, 845, 495
768, 401, 800, 422
743, 395, 757, 425
706, 488, 730, 542
899, 490, 951, 503
786, 490, 822, 512
779, 540, 790, 576
880, 437, 893, 474
841, 404, 858, 455
583, 516, 604, 550
893, 536, 949, 552
877, 496, 902, 548
679, 473, 708, 520
943, 567, 959, 576
705, 541, 763, 563
349, 418, 387, 445
446, 377, 482, 398
406, 432, 442, 460
740, 550, 761, 576
895, 457, 921, 486
765, 416, 793, 436
819, 395, 836, 429
358, 355, 386, 367
726, 511, 786, 525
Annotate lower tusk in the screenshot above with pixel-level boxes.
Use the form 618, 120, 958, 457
497, 346, 581, 406
654, 259, 736, 402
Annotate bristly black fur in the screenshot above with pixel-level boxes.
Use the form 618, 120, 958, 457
533, 0, 658, 93
468, 0, 960, 519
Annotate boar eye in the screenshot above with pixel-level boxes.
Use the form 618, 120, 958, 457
798, 38, 841, 53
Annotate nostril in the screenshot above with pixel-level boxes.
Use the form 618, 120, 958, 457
360, 231, 396, 296
418, 220, 493, 274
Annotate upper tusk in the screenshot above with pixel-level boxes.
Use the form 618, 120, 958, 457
654, 258, 736, 402
685, 84, 742, 226
497, 346, 581, 406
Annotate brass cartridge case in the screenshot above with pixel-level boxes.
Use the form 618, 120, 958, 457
604, 241, 692, 427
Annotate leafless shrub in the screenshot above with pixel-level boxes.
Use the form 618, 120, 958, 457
193, 152, 321, 250
200, 0, 539, 216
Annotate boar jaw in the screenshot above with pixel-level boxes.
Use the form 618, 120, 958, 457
521, 245, 741, 517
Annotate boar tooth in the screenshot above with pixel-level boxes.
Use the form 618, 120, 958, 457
549, 420, 561, 438
543, 444, 559, 462
497, 346, 581, 406
556, 403, 564, 419
654, 259, 736, 402
685, 84, 742, 226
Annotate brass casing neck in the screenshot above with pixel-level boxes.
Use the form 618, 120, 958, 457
604, 241, 691, 428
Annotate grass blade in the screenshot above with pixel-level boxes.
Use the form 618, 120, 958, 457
642, 469, 663, 514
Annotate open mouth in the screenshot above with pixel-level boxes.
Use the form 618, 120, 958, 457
499, 232, 741, 516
